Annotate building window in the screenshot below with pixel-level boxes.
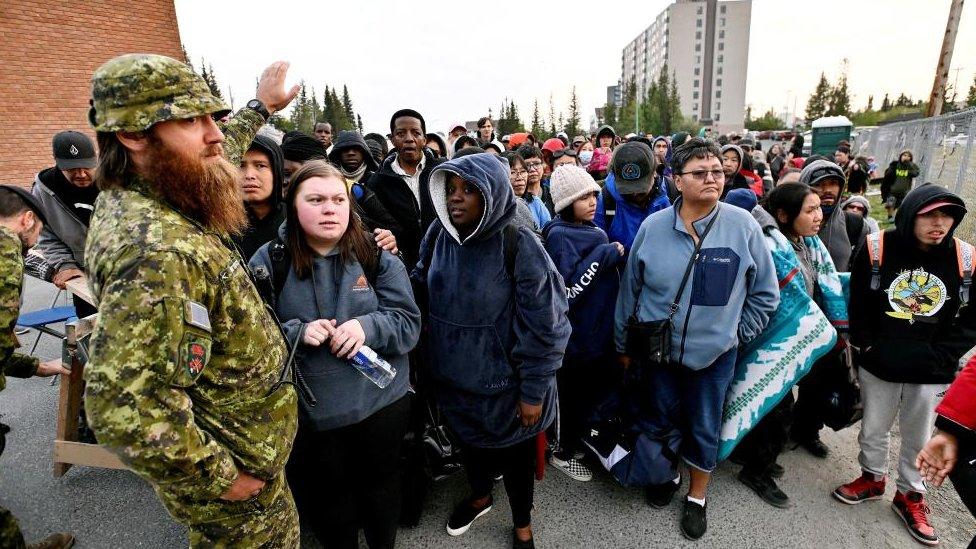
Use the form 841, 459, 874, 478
694, 91, 699, 99
715, 113, 721, 121
716, 102, 721, 111
696, 55, 701, 64
697, 19, 702, 28
721, 5, 727, 14
718, 54, 724, 63
719, 42, 724, 51
719, 30, 725, 39
697, 6, 703, 14
716, 90, 721, 99
717, 78, 723, 86
694, 67, 700, 76
717, 66, 723, 75
721, 17, 726, 26
696, 31, 702, 39
695, 43, 701, 52
694, 80, 699, 88
693, 103, 699, 111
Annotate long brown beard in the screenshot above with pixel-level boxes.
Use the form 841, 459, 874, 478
145, 135, 248, 235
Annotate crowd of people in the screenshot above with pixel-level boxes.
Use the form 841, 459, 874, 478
1, 53, 975, 549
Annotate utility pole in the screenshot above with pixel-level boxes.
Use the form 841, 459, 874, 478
927, 0, 965, 117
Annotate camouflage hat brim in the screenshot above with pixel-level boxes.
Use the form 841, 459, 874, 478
89, 54, 231, 133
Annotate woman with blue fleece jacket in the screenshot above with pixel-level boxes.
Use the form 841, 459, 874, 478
542, 165, 626, 483
249, 161, 421, 548
614, 138, 779, 540
412, 152, 570, 549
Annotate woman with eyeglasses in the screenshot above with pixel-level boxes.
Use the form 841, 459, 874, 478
614, 138, 778, 540
502, 152, 550, 229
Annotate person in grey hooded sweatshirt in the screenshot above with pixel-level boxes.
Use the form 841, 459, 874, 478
412, 152, 570, 549
250, 160, 421, 549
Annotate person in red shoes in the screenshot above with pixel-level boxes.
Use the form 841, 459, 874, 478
832, 184, 976, 547
917, 354, 976, 548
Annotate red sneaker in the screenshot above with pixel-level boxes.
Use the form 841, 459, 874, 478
892, 491, 939, 546
832, 472, 886, 505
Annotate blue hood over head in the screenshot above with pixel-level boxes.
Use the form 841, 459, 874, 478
428, 152, 516, 245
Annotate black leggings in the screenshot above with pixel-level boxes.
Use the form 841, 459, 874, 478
462, 437, 537, 528
556, 356, 614, 455
735, 392, 794, 475
287, 395, 410, 549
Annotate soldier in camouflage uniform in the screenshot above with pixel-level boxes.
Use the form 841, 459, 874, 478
83, 54, 301, 547
0, 184, 74, 549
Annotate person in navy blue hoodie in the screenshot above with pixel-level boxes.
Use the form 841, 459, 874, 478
412, 152, 570, 549
542, 165, 626, 483
593, 141, 671, 252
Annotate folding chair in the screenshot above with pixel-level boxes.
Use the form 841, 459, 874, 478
16, 292, 77, 356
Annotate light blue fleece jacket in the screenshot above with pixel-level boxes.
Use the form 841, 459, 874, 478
614, 199, 780, 370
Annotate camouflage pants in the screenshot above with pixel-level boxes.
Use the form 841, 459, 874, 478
0, 506, 26, 549
169, 472, 299, 548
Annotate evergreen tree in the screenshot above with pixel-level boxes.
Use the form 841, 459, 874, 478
617, 79, 638, 135
564, 87, 582, 138
180, 45, 192, 68
530, 99, 545, 138
548, 94, 557, 137
880, 93, 891, 112
341, 85, 355, 126
826, 73, 851, 116
309, 87, 321, 129
289, 82, 316, 135
320, 86, 334, 124
895, 93, 913, 108
602, 101, 618, 130
357, 114, 364, 133
510, 100, 525, 132
805, 72, 830, 122
967, 75, 976, 107
866, 95, 874, 111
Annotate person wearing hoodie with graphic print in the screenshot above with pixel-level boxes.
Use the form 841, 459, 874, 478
542, 165, 626, 483
412, 153, 570, 549
234, 134, 286, 260
833, 185, 976, 547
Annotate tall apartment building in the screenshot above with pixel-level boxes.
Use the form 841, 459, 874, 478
621, 0, 751, 133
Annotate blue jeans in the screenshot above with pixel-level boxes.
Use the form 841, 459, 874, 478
638, 348, 737, 473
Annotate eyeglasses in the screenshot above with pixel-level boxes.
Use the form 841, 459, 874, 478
678, 169, 726, 181
525, 161, 544, 171
511, 170, 528, 178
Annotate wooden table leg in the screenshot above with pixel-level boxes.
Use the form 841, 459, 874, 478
53, 351, 84, 478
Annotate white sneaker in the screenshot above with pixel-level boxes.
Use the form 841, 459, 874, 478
549, 454, 593, 482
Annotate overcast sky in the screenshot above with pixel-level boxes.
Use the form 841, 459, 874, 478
175, 0, 976, 134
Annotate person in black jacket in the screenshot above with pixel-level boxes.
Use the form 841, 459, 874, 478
365, 109, 445, 267
234, 135, 286, 260
832, 185, 976, 547
328, 131, 403, 237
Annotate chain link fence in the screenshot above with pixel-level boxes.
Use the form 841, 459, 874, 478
854, 107, 976, 241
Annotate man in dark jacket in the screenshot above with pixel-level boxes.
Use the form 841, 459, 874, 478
31, 131, 99, 314
366, 109, 444, 267
234, 135, 286, 261
882, 149, 920, 223
833, 185, 976, 547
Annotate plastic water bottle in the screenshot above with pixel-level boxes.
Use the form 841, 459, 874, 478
349, 345, 397, 388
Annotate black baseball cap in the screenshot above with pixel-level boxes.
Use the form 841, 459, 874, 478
611, 142, 657, 195
0, 184, 48, 224
52, 131, 96, 170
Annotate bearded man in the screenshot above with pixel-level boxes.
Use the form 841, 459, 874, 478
82, 54, 300, 547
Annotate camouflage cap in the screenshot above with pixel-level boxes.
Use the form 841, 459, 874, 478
89, 54, 230, 132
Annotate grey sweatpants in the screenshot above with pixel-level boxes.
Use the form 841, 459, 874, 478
857, 368, 949, 493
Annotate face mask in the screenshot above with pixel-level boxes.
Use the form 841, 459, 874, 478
579, 150, 594, 166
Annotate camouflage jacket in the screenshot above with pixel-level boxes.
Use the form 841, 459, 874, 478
83, 110, 297, 515
0, 226, 38, 392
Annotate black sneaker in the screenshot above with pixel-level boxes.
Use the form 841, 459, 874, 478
446, 496, 493, 536
738, 470, 792, 508
512, 529, 535, 549
644, 477, 680, 509
767, 462, 785, 479
680, 499, 707, 540
794, 436, 829, 458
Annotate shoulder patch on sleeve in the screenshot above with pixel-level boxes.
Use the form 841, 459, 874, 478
184, 300, 212, 333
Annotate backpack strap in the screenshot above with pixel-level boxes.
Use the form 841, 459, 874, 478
865, 232, 884, 291
351, 183, 365, 201
602, 191, 616, 232
955, 238, 974, 305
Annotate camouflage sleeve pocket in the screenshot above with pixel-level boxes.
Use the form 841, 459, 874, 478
162, 297, 214, 388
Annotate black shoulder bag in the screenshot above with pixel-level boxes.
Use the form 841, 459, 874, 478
625, 210, 719, 365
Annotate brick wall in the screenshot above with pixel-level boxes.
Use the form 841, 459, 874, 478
0, 0, 184, 186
